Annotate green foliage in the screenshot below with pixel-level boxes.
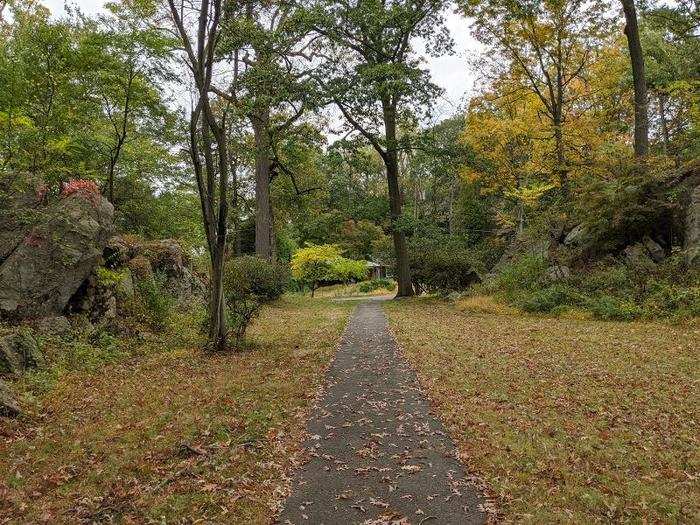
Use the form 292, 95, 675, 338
409, 237, 481, 294
290, 244, 367, 293
95, 266, 127, 288
357, 278, 394, 293
330, 257, 368, 283
490, 251, 700, 321
131, 274, 173, 331
493, 254, 549, 301
587, 295, 643, 321
223, 256, 291, 346
516, 284, 580, 314
291, 244, 343, 291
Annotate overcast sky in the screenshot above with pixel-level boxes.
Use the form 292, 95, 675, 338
42, 0, 482, 120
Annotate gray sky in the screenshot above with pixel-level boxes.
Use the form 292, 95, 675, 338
42, 0, 481, 120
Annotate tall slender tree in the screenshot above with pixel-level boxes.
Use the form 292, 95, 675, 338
216, 0, 315, 260
167, 0, 231, 350
309, 0, 450, 296
621, 0, 649, 158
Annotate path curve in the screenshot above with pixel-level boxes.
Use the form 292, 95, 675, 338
279, 299, 485, 524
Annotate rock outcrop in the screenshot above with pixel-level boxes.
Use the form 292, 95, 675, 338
0, 330, 42, 375
0, 379, 20, 417
108, 236, 205, 302
686, 184, 700, 268
0, 179, 114, 319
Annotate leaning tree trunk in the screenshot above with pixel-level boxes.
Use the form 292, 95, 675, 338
250, 110, 275, 260
621, 0, 649, 158
382, 98, 414, 297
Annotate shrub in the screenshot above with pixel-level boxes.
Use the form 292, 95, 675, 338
642, 282, 700, 319
223, 256, 290, 346
517, 284, 581, 313
330, 257, 368, 283
291, 245, 367, 295
494, 254, 549, 300
409, 239, 480, 294
588, 294, 643, 321
132, 273, 173, 331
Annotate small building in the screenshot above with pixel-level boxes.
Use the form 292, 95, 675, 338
366, 261, 389, 280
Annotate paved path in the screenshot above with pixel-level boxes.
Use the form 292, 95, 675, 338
279, 300, 485, 525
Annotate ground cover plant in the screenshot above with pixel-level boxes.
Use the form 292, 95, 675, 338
0, 297, 352, 523
384, 298, 699, 523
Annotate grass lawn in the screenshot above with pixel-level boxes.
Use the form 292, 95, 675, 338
384, 297, 699, 523
0, 296, 352, 523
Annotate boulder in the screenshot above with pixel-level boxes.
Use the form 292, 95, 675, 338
563, 224, 587, 246
0, 379, 20, 417
686, 184, 700, 268
128, 255, 154, 282
115, 268, 135, 299
546, 265, 571, 281
0, 174, 46, 263
624, 243, 648, 264
642, 236, 665, 263
142, 239, 187, 276
34, 316, 71, 336
624, 237, 666, 265
0, 188, 114, 319
0, 331, 42, 375
104, 235, 132, 267
165, 266, 206, 303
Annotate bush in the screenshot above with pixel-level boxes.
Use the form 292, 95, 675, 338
642, 282, 700, 319
494, 254, 549, 300
291, 244, 367, 295
409, 239, 480, 294
588, 294, 643, 321
223, 256, 290, 346
357, 278, 394, 293
517, 284, 580, 313
133, 273, 173, 331
330, 257, 368, 283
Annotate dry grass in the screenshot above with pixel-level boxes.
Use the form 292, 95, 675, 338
455, 295, 519, 316
312, 282, 396, 298
384, 298, 699, 523
0, 296, 352, 524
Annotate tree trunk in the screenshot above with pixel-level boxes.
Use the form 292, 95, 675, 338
658, 92, 670, 155
553, 105, 569, 194
208, 244, 227, 351
382, 98, 414, 297
108, 161, 115, 204
251, 110, 275, 260
621, 0, 649, 158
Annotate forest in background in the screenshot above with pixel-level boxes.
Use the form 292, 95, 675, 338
1, 0, 698, 341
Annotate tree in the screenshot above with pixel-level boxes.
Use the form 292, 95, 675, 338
461, 0, 609, 194
0, 2, 100, 181
291, 244, 343, 296
167, 0, 231, 351
88, 0, 175, 204
217, 0, 317, 260
309, 0, 451, 296
641, 3, 700, 161
620, 0, 648, 158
